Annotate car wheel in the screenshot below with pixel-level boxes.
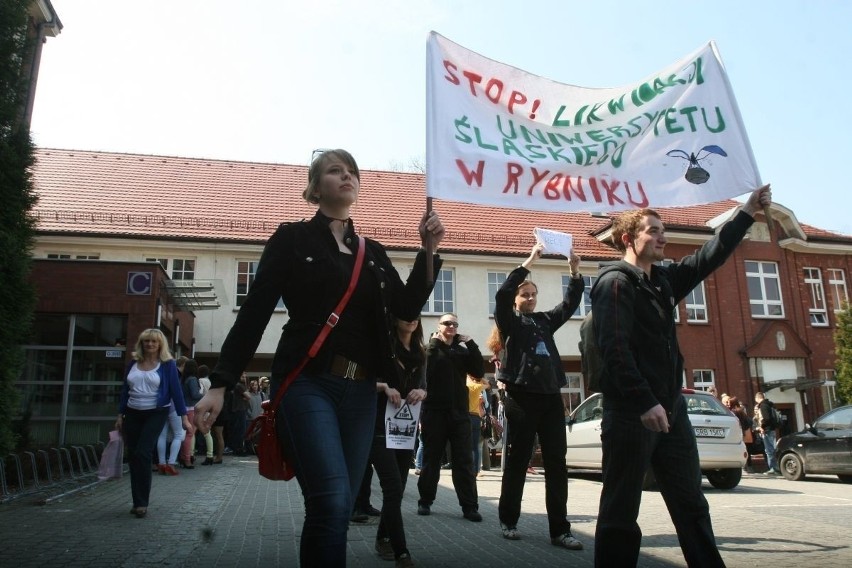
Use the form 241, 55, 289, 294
838, 475, 852, 484
779, 453, 805, 481
705, 468, 742, 490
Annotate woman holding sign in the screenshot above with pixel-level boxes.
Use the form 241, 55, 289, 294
494, 241, 585, 550
371, 315, 427, 567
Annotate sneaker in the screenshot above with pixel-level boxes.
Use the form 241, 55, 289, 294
375, 538, 394, 560
463, 509, 482, 522
551, 531, 583, 550
417, 503, 431, 516
395, 552, 415, 568
501, 524, 521, 540
364, 505, 382, 517
414, 469, 421, 476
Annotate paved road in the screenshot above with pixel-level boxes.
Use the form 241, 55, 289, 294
1, 458, 851, 567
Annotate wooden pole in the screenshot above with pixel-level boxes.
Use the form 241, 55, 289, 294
425, 197, 434, 286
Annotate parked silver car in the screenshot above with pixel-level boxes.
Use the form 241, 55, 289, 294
565, 389, 748, 489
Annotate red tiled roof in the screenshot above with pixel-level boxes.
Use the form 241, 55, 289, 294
31, 148, 851, 260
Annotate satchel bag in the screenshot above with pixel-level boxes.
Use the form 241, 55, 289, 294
97, 430, 124, 480
246, 237, 366, 481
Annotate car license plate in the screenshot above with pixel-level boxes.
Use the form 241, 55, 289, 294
694, 427, 725, 438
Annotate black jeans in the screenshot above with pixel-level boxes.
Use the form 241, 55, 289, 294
595, 395, 725, 567
370, 437, 413, 557
122, 406, 168, 508
417, 408, 478, 512
498, 390, 571, 537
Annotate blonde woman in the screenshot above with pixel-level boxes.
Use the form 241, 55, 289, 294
115, 329, 190, 518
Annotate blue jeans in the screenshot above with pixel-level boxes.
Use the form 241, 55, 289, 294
470, 414, 482, 474
762, 429, 778, 471
594, 395, 724, 567
276, 373, 376, 568
414, 431, 424, 470
123, 406, 168, 508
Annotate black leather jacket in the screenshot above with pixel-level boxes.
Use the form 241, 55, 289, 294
592, 210, 754, 415
494, 265, 584, 393
210, 211, 441, 390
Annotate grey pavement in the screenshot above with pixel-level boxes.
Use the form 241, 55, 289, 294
2, 457, 851, 567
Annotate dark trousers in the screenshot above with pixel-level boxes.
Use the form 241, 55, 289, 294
228, 409, 247, 453
417, 408, 478, 512
122, 406, 168, 508
371, 438, 413, 557
498, 390, 570, 537
595, 395, 725, 568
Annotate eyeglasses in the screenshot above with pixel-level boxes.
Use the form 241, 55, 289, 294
440, 321, 459, 327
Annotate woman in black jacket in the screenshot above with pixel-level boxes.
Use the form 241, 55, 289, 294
371, 316, 427, 567
495, 242, 585, 550
194, 149, 445, 567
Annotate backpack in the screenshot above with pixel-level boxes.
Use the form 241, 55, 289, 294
578, 264, 647, 393
578, 313, 603, 393
769, 403, 784, 429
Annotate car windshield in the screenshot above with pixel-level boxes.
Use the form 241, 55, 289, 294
684, 393, 729, 416
814, 406, 852, 431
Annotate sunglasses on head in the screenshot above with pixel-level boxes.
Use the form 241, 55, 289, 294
440, 321, 459, 327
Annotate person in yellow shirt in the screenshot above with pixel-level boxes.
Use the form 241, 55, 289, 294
467, 375, 490, 477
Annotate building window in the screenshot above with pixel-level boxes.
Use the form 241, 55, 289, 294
685, 282, 708, 323
19, 314, 128, 446
424, 268, 454, 314
561, 373, 584, 415
828, 268, 848, 312
235, 260, 284, 309
745, 261, 784, 318
487, 271, 507, 316
692, 369, 715, 391
819, 369, 839, 411
46, 253, 100, 260
171, 259, 196, 280
236, 260, 258, 306
804, 268, 828, 326
566, 274, 596, 318
146, 257, 195, 280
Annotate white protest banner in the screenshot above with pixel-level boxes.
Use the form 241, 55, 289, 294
533, 228, 573, 258
426, 32, 761, 213
384, 400, 421, 450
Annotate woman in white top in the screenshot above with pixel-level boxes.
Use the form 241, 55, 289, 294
115, 328, 190, 518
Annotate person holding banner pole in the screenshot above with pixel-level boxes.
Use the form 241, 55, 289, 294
194, 149, 445, 568
592, 185, 771, 567
494, 242, 585, 550
371, 315, 427, 567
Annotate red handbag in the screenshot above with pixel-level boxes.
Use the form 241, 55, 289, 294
246, 237, 366, 480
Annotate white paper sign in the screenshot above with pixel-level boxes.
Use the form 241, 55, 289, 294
533, 228, 573, 258
384, 400, 421, 450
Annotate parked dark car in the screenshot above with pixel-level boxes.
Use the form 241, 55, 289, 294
775, 405, 852, 483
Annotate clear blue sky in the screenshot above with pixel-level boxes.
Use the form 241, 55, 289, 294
30, 0, 851, 235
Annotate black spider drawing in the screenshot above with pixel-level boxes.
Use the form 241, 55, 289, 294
666, 145, 728, 185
